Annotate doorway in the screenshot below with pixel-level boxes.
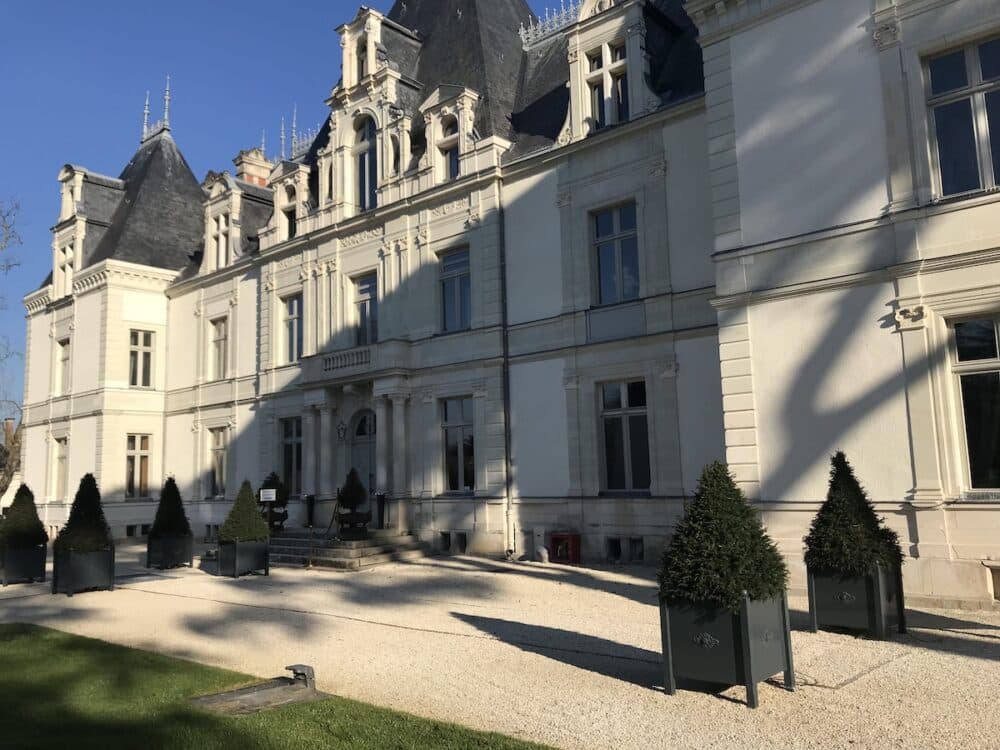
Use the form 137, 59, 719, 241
349, 409, 376, 516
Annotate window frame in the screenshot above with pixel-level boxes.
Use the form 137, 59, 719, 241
56, 337, 71, 395
280, 417, 303, 497
209, 427, 227, 498
949, 316, 1000, 492
129, 329, 154, 389
212, 212, 230, 269
125, 433, 151, 500
282, 294, 304, 364
355, 118, 379, 212
53, 436, 69, 501
439, 248, 471, 333
354, 273, 378, 346
209, 317, 228, 381
441, 396, 475, 494
584, 39, 629, 132
598, 378, 651, 494
925, 37, 1000, 199
592, 201, 640, 307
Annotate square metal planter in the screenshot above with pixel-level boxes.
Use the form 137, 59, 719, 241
807, 565, 906, 639
147, 535, 194, 570
52, 547, 115, 596
660, 592, 795, 708
218, 540, 269, 578
2, 544, 46, 585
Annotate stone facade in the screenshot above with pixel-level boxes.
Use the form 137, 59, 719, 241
16, 0, 1000, 606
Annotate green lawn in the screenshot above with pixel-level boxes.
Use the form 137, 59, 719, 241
0, 624, 549, 750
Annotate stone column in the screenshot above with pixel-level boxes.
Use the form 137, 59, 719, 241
319, 405, 336, 499
301, 407, 317, 496
374, 395, 389, 495
391, 392, 409, 532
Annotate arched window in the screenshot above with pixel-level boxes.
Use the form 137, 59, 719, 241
356, 117, 378, 212
439, 117, 460, 181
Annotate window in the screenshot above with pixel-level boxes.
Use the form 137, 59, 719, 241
442, 397, 474, 492
927, 38, 1000, 197
210, 318, 228, 380
57, 245, 74, 298
54, 437, 68, 501
213, 213, 230, 268
283, 294, 303, 364
390, 135, 401, 177
594, 202, 639, 305
209, 427, 227, 497
283, 186, 298, 239
284, 209, 297, 239
281, 417, 303, 496
56, 338, 71, 395
125, 434, 150, 499
356, 118, 378, 212
355, 273, 378, 346
600, 380, 650, 492
357, 38, 368, 81
129, 330, 153, 388
952, 318, 1000, 489
585, 40, 629, 131
440, 250, 471, 332
439, 118, 460, 181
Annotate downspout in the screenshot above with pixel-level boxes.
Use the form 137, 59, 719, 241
497, 177, 514, 558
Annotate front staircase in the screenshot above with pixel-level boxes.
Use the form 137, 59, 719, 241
268, 528, 433, 571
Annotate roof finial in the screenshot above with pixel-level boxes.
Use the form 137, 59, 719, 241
142, 90, 150, 141
261, 129, 266, 155
163, 75, 171, 128
291, 104, 298, 155
280, 117, 286, 160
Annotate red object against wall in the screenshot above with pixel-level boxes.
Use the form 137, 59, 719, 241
550, 533, 581, 564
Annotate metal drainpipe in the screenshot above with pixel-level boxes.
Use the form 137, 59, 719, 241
497, 177, 514, 558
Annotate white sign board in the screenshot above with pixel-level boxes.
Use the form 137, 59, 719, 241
260, 489, 277, 504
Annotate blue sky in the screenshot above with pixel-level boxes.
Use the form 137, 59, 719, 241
0, 0, 549, 419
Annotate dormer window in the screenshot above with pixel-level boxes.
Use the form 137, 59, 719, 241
60, 182, 75, 219
356, 117, 378, 212
56, 245, 74, 298
585, 40, 630, 132
390, 135, 401, 177
357, 39, 369, 81
439, 117, 460, 181
213, 213, 230, 269
283, 185, 298, 239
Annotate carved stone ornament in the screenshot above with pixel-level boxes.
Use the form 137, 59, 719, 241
873, 21, 900, 51
894, 305, 926, 330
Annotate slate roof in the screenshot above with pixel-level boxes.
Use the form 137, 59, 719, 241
88, 129, 205, 271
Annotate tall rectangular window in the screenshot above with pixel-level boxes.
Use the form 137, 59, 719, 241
210, 318, 228, 380
440, 250, 471, 332
209, 427, 227, 497
281, 417, 303, 496
283, 294, 303, 364
927, 38, 1000, 197
594, 203, 639, 305
125, 434, 150, 499
213, 213, 230, 268
56, 338, 71, 395
355, 274, 378, 346
953, 318, 1000, 489
600, 380, 650, 492
585, 40, 629, 132
284, 209, 298, 240
613, 73, 629, 122
442, 396, 474, 493
129, 330, 153, 388
590, 81, 606, 129
54, 437, 68, 500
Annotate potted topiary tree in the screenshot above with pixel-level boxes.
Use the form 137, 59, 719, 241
218, 479, 270, 577
52, 474, 115, 596
146, 478, 194, 569
658, 462, 795, 709
804, 452, 906, 639
336, 468, 370, 541
1, 484, 48, 585
257, 472, 289, 534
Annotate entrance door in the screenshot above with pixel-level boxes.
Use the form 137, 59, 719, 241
349, 410, 376, 516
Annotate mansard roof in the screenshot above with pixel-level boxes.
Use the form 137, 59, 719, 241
88, 129, 205, 271
387, 0, 535, 142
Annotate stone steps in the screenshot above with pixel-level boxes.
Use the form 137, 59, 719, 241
270, 547, 428, 571
269, 541, 423, 559
268, 530, 433, 571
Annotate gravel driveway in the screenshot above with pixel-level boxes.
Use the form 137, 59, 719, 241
2, 543, 998, 749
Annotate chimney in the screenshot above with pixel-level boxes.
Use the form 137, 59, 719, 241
2, 417, 13, 447
233, 148, 273, 187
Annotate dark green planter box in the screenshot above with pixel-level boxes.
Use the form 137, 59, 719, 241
52, 547, 115, 596
807, 565, 906, 640
2, 544, 46, 585
218, 540, 269, 578
146, 535, 194, 569
659, 592, 795, 708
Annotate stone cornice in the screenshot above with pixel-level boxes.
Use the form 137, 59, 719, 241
684, 0, 823, 45
24, 288, 51, 315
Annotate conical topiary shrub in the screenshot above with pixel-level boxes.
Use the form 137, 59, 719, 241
1, 484, 48, 549
54, 474, 112, 553
803, 452, 906, 638
219, 480, 270, 543
337, 468, 367, 512
149, 478, 192, 539
657, 462, 794, 709
804, 452, 903, 576
659, 461, 788, 612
